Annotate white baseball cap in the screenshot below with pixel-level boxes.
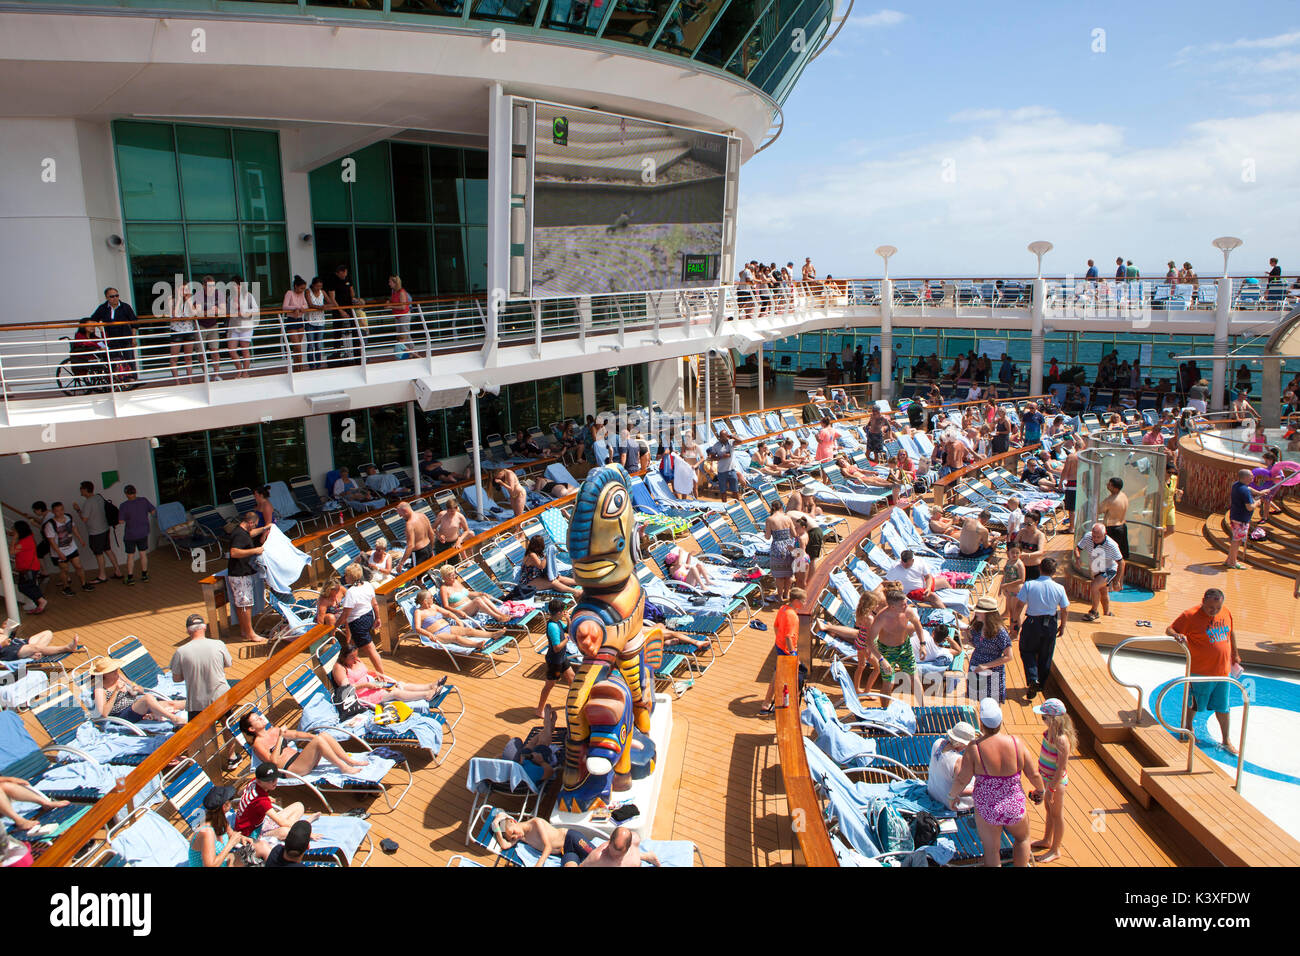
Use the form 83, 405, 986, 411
978, 697, 1003, 729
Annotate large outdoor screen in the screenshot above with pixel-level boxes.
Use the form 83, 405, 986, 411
530, 103, 730, 298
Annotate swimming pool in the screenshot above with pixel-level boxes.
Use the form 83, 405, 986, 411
1104, 648, 1300, 840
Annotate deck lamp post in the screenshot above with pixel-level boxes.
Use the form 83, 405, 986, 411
876, 246, 897, 402
1210, 237, 1243, 410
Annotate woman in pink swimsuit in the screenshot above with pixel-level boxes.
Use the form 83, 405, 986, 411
948, 698, 1045, 867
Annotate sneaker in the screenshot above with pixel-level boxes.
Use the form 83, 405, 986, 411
124, 574, 134, 586
141, 571, 150, 582
82, 582, 95, 592
61, 587, 74, 597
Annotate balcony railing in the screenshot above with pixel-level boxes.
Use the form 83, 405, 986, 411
1, 277, 1294, 407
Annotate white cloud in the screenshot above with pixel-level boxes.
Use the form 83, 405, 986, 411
1173, 29, 1300, 72
948, 106, 1056, 124
1177, 30, 1300, 57
847, 9, 906, 29
738, 109, 1300, 275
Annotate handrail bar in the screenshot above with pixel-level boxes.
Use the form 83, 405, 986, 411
1106, 635, 1192, 722
1153, 676, 1251, 792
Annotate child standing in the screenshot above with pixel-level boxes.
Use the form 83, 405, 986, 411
536, 599, 575, 718
1032, 698, 1075, 864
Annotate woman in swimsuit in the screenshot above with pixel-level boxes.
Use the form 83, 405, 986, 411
1031, 698, 1076, 864
663, 546, 713, 588
0, 625, 78, 663
764, 498, 798, 602
518, 535, 580, 595
315, 581, 345, 631
252, 485, 280, 530
999, 542, 1025, 632
492, 469, 528, 517
411, 588, 505, 649
238, 711, 368, 776
367, 538, 394, 583
948, 698, 1045, 867
91, 658, 187, 726
1015, 511, 1046, 581
188, 786, 259, 867
332, 642, 449, 703
438, 566, 510, 622
820, 591, 883, 694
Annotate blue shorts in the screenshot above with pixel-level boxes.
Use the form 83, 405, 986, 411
716, 470, 739, 494
349, 612, 375, 647
1190, 679, 1230, 714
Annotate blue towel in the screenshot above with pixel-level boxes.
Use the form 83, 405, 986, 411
465, 757, 537, 795
71, 723, 168, 763
365, 712, 443, 753
111, 810, 189, 867
802, 704, 878, 768
299, 753, 395, 788
259, 525, 311, 594
27, 759, 122, 796
305, 815, 371, 862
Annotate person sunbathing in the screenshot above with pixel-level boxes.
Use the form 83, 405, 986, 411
663, 546, 714, 588
366, 539, 394, 582
0, 776, 71, 840
0, 626, 80, 663
332, 642, 449, 704
516, 535, 580, 595
438, 566, 511, 622
238, 711, 368, 776
91, 658, 187, 726
834, 455, 892, 488
492, 812, 593, 867
411, 588, 507, 650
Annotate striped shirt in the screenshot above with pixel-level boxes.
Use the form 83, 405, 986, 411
1077, 534, 1122, 574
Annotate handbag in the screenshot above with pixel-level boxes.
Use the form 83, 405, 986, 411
332, 683, 367, 719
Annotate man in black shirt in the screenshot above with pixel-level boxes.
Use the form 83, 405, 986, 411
89, 287, 139, 383
322, 263, 364, 367
266, 819, 311, 867
228, 511, 270, 643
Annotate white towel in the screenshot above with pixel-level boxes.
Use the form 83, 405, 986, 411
260, 525, 311, 594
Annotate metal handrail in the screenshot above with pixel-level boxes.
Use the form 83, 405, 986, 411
1154, 676, 1251, 792
1106, 635, 1191, 723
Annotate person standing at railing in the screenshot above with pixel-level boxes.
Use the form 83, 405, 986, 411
226, 275, 259, 380
89, 287, 138, 384
281, 276, 309, 372
166, 283, 199, 384
304, 277, 327, 370
388, 275, 418, 359
1167, 588, 1241, 755
736, 264, 755, 321
322, 262, 364, 368
197, 275, 228, 381
1084, 259, 1098, 280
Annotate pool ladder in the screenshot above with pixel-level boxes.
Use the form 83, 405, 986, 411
1106, 636, 1250, 792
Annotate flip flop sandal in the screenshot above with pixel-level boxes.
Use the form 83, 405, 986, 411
749, 620, 768, 630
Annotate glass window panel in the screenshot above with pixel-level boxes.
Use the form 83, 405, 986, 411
241, 224, 289, 305
415, 409, 449, 461
696, 0, 762, 67
465, 226, 488, 293
186, 224, 244, 282
562, 373, 584, 420
313, 226, 353, 281
477, 391, 507, 440
747, 0, 822, 87
125, 223, 187, 326
309, 163, 350, 222
331, 410, 373, 470
395, 227, 434, 299
470, 0, 538, 23
177, 126, 237, 221
390, 142, 431, 223
115, 121, 182, 221
367, 404, 410, 467
537, 378, 562, 428
353, 226, 395, 302
460, 149, 488, 225
603, 0, 673, 47
444, 401, 472, 458
208, 423, 264, 504
429, 147, 461, 223
152, 432, 214, 511
232, 129, 285, 222
654, 0, 730, 55
261, 418, 308, 485
544, 0, 606, 34
391, 0, 464, 17
433, 226, 467, 293
507, 381, 539, 432
350, 142, 393, 223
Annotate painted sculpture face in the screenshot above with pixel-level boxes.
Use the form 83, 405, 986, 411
568, 465, 635, 591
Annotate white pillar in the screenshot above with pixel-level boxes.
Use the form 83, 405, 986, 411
483, 83, 511, 367
406, 400, 421, 495
879, 278, 894, 403
1211, 276, 1232, 411
704, 351, 712, 427
1030, 277, 1046, 395
581, 370, 597, 420
0, 520, 20, 627
1262, 360, 1281, 429
469, 393, 484, 520
758, 342, 765, 411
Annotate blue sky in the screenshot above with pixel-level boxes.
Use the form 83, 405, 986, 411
736, 2, 1300, 277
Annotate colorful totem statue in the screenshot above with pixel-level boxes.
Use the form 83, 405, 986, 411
557, 464, 662, 813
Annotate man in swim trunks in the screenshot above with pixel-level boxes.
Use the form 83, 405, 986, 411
1059, 438, 1080, 530
492, 812, 593, 867
1167, 588, 1241, 755
866, 588, 927, 703
432, 497, 470, 550
396, 501, 435, 569
1096, 476, 1129, 590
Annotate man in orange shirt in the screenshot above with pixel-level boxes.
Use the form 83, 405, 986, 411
760, 587, 805, 715
1166, 588, 1242, 754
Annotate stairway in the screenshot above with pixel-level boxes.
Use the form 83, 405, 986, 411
1201, 499, 1300, 578
693, 350, 736, 417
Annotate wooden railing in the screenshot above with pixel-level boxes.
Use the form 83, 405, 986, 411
931, 443, 1043, 508
773, 654, 837, 867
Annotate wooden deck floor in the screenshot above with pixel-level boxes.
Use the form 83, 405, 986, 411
14, 507, 1255, 867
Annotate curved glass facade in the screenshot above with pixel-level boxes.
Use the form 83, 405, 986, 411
13, 0, 828, 101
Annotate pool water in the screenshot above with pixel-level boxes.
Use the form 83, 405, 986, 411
1104, 649, 1300, 840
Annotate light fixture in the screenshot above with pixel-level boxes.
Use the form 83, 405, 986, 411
148, 437, 160, 449
1212, 236, 1243, 277
106, 234, 124, 250
1027, 240, 1054, 278
18, 452, 31, 465
299, 233, 313, 244
260, 414, 273, 424
875, 245, 897, 280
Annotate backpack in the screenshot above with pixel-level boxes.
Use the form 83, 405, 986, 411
36, 518, 53, 559
869, 798, 914, 855
102, 496, 119, 527
910, 810, 940, 848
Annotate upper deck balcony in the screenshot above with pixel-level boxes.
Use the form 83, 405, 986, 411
0, 274, 1293, 453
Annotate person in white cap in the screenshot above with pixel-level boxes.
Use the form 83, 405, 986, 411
949, 697, 1045, 867
927, 721, 977, 811
1031, 698, 1075, 864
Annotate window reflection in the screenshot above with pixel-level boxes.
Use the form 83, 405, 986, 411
469, 0, 539, 24
544, 0, 608, 34
602, 0, 672, 46
654, 0, 725, 55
